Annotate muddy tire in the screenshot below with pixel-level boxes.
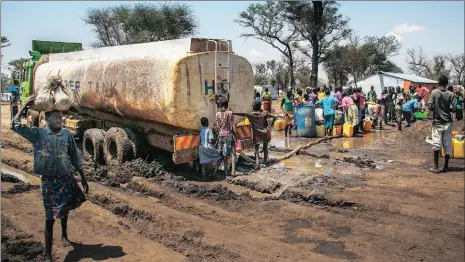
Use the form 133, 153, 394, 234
83, 128, 106, 165
123, 128, 148, 159
104, 127, 136, 166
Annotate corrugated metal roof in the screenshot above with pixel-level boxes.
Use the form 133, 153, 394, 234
380, 72, 438, 84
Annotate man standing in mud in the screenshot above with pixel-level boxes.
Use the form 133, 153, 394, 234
10, 95, 89, 262
428, 75, 457, 174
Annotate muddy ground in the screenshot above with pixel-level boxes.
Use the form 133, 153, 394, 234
1, 104, 464, 262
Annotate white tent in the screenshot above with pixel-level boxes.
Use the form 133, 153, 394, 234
356, 72, 438, 99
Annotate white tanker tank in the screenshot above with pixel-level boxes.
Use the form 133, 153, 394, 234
33, 38, 254, 131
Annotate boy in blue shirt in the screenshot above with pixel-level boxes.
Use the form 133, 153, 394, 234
402, 95, 422, 127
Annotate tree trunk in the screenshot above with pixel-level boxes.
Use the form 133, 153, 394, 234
289, 55, 295, 91
310, 1, 323, 88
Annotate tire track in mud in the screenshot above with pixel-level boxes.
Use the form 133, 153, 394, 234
1, 215, 45, 262
86, 182, 335, 262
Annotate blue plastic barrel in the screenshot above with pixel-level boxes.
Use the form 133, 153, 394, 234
297, 105, 316, 137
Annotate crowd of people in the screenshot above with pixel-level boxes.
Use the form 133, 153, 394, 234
278, 81, 464, 137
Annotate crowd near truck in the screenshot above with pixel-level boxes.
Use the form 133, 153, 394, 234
18, 39, 254, 166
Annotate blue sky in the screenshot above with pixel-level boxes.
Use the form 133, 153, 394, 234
1, 1, 464, 79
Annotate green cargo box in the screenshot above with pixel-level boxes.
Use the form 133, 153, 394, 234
414, 111, 428, 119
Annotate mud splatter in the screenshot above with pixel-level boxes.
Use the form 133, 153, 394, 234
343, 156, 377, 168
226, 176, 282, 194
283, 219, 318, 244
279, 187, 356, 208
1, 157, 34, 174
89, 193, 241, 261
1, 215, 45, 262
314, 241, 359, 260
1, 172, 22, 183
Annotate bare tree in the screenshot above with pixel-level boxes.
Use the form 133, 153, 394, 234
283, 1, 351, 88
448, 53, 465, 85
236, 1, 300, 90
406, 47, 451, 80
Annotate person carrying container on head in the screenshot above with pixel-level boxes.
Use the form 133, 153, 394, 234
10, 95, 89, 262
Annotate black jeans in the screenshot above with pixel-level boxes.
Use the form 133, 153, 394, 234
403, 111, 413, 125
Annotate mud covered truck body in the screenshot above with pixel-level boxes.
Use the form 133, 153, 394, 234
20, 39, 254, 165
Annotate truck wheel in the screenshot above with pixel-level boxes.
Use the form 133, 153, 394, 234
104, 127, 135, 166
83, 128, 106, 165
123, 128, 148, 159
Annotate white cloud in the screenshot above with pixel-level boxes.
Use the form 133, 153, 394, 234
386, 32, 404, 42
386, 24, 425, 42
249, 49, 265, 58
392, 24, 425, 35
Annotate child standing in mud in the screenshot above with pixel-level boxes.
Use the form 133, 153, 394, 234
11, 95, 89, 262
233, 101, 276, 169
198, 117, 222, 180
215, 98, 236, 177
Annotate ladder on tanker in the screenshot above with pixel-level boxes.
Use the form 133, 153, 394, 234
206, 40, 231, 110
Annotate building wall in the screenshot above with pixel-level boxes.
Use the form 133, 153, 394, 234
357, 74, 404, 99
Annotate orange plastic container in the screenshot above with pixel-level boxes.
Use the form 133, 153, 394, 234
332, 125, 342, 136
363, 120, 373, 132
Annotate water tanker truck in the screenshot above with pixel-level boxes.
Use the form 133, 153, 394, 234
19, 39, 254, 165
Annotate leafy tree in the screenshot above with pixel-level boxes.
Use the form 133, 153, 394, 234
295, 65, 312, 88
1, 36, 11, 48
83, 3, 197, 47
253, 63, 269, 85
323, 45, 349, 87
283, 1, 351, 88
236, 1, 300, 90
8, 58, 27, 81
1, 73, 10, 93
341, 34, 402, 87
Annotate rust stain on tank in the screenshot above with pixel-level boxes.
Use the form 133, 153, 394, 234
33, 44, 254, 131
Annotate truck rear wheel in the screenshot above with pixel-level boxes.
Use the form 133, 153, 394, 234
83, 128, 106, 165
104, 127, 135, 166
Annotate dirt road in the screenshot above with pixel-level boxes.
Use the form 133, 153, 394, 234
1, 104, 464, 262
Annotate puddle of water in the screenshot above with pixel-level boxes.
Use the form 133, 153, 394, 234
333, 130, 390, 149
0, 163, 39, 184
270, 130, 320, 149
